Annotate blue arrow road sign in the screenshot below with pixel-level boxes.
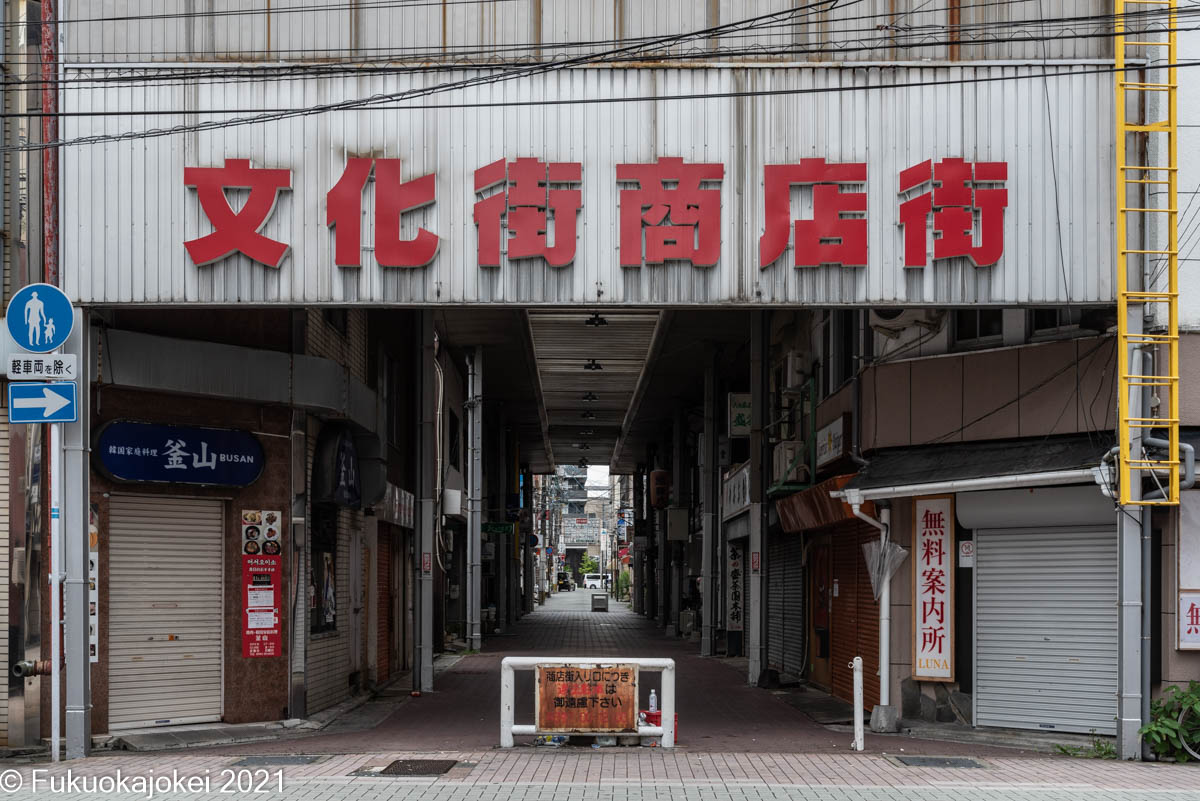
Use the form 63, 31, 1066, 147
6, 283, 73, 354
8, 382, 77, 423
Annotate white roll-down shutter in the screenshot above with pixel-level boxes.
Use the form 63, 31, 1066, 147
975, 526, 1117, 735
109, 496, 223, 729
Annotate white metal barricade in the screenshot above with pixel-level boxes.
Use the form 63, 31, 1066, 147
500, 656, 676, 748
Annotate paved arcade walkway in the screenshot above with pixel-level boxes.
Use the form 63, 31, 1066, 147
215, 591, 1036, 755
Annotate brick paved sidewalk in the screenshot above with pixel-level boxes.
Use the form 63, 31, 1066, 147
0, 748, 1196, 801
218, 592, 1047, 756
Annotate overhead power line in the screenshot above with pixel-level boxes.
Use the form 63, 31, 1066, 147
10, 0, 1176, 68
3, 1, 1188, 153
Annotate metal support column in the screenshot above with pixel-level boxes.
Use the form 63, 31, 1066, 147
632, 470, 644, 614
701, 353, 717, 657
415, 312, 436, 691
1119, 340, 1146, 758
748, 311, 768, 684
467, 347, 483, 651
63, 308, 90, 759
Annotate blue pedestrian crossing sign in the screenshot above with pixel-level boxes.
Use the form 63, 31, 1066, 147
8, 382, 77, 424
6, 283, 73, 354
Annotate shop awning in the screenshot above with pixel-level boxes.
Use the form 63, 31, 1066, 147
832, 433, 1114, 503
777, 474, 875, 534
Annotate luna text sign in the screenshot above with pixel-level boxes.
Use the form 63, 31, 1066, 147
913, 495, 955, 681
6, 283, 73, 354
96, 421, 264, 487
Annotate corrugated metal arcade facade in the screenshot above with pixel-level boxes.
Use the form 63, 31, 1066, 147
4, 0, 1197, 766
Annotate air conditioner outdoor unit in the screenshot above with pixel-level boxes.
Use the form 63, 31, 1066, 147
783, 350, 807, 390
442, 488, 464, 518
868, 308, 944, 338
773, 441, 809, 485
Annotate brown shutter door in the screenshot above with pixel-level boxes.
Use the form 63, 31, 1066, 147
829, 522, 882, 711
855, 524, 881, 711
830, 529, 858, 704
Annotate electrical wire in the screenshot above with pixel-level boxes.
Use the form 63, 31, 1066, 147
9, 58, 1200, 154
34, 2, 1182, 61
4, 1, 1187, 93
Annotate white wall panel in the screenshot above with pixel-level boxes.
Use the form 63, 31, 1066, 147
61, 65, 1114, 307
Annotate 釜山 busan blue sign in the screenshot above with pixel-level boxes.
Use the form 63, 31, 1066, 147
96, 421, 265, 487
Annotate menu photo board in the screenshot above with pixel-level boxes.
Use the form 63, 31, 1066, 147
241, 509, 283, 658
89, 503, 100, 663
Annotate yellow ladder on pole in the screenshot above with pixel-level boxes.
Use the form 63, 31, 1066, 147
1116, 0, 1180, 505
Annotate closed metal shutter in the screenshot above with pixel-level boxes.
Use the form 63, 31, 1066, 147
975, 526, 1117, 735
780, 535, 806, 678
767, 538, 785, 671
109, 496, 223, 729
767, 536, 806, 678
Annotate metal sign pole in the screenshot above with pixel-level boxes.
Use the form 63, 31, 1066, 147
63, 307, 91, 759
3, 285, 78, 761
49, 421, 61, 762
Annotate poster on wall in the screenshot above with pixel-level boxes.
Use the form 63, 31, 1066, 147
726, 542, 744, 632
913, 495, 954, 681
241, 509, 283, 658
88, 503, 100, 663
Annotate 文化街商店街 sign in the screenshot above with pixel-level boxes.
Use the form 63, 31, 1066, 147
60, 66, 1115, 307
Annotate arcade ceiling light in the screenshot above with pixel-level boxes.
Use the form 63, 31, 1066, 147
584, 359, 603, 370
585, 313, 608, 327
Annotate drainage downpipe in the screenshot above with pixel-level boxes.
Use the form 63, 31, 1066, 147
1137, 351, 1197, 759
847, 493, 891, 709
851, 371, 869, 468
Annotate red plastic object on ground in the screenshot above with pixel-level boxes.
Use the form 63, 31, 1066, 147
642, 711, 679, 742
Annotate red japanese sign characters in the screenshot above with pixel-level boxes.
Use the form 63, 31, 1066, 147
327, 158, 439, 268
184, 159, 292, 268
760, 159, 867, 268
899, 158, 1008, 268
913, 495, 954, 681
183, 155, 1009, 274
474, 157, 582, 267
617, 157, 725, 267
